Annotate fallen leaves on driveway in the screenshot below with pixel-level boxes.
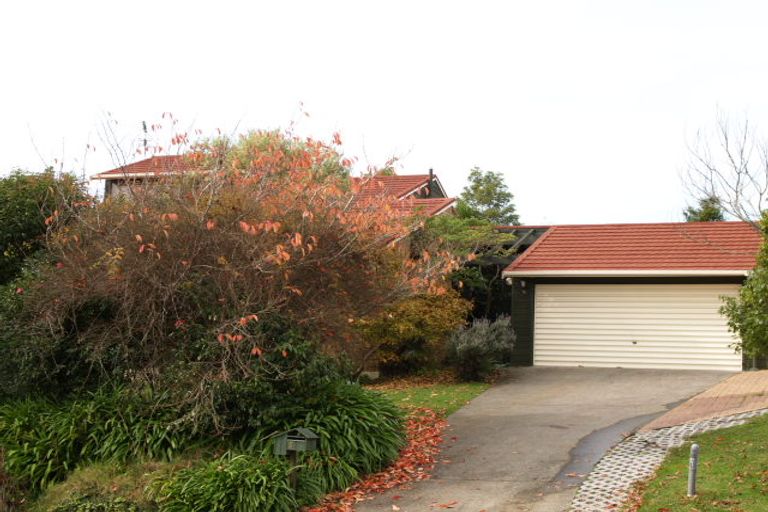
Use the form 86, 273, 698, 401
307, 408, 448, 512
430, 500, 459, 508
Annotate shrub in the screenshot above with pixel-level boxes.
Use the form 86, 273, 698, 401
154, 382, 404, 511
0, 388, 196, 492
205, 328, 353, 434
28, 461, 170, 512
446, 315, 515, 381
0, 169, 87, 286
16, 130, 455, 429
358, 291, 472, 375
151, 454, 296, 512
722, 213, 768, 357
0, 259, 107, 401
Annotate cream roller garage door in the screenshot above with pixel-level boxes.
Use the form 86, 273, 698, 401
534, 284, 742, 371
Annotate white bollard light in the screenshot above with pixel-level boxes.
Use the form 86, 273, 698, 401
687, 443, 700, 497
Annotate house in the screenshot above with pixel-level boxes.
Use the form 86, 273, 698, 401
91, 156, 456, 217
502, 222, 763, 371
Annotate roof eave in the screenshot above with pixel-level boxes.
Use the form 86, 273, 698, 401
91, 170, 189, 180
501, 269, 751, 278
430, 199, 457, 216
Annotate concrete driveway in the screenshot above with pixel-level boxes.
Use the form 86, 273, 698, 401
357, 367, 728, 512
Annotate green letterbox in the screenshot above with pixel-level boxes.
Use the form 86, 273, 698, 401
273, 427, 319, 456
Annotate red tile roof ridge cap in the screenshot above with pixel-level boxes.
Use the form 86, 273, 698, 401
505, 226, 557, 272
540, 220, 753, 229
496, 224, 551, 230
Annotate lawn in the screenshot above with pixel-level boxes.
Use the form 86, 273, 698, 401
369, 376, 489, 416
632, 414, 768, 512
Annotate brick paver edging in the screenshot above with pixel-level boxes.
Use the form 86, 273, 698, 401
570, 408, 768, 512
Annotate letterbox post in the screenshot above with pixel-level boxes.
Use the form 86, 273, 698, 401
272, 428, 320, 488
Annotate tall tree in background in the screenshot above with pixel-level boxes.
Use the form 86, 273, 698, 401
683, 195, 725, 222
687, 113, 768, 229
458, 167, 519, 225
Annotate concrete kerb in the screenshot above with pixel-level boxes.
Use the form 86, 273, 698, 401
569, 408, 768, 512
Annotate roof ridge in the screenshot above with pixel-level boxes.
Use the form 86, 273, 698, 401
505, 226, 556, 272
546, 221, 750, 228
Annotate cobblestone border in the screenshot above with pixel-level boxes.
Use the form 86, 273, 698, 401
570, 408, 768, 511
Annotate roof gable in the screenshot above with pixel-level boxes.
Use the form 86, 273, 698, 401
503, 222, 763, 277
351, 174, 432, 200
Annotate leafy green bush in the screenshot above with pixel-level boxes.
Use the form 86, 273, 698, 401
4, 381, 403, 510
206, 328, 352, 434
240, 381, 404, 501
153, 382, 403, 512
0, 259, 108, 402
151, 454, 296, 512
358, 291, 472, 375
722, 214, 768, 357
0, 169, 86, 286
446, 315, 515, 381
0, 388, 195, 492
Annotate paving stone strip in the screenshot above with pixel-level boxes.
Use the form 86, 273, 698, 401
569, 408, 768, 512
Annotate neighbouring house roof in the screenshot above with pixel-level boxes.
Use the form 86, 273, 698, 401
351, 174, 433, 200
502, 221, 763, 278
91, 156, 455, 217
395, 197, 457, 217
91, 155, 193, 179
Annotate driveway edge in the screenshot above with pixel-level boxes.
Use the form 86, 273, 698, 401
570, 408, 768, 512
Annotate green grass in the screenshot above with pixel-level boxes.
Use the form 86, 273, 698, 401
375, 382, 489, 416
635, 414, 768, 511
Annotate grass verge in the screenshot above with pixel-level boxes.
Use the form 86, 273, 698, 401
631, 414, 768, 512
367, 372, 490, 416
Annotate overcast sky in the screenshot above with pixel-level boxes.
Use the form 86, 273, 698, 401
3, 1, 768, 224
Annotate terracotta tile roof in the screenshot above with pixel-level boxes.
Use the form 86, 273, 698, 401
504, 222, 763, 275
395, 197, 457, 217
92, 155, 194, 178
93, 157, 452, 217
95, 158, 432, 199
351, 175, 431, 201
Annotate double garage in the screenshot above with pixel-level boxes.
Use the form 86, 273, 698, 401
504, 223, 762, 372
533, 283, 740, 371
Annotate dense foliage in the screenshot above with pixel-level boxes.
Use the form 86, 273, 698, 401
457, 167, 519, 225
10, 381, 403, 511
357, 291, 472, 375
721, 214, 768, 357
5, 130, 453, 426
0, 169, 86, 285
683, 195, 725, 222
0, 129, 439, 511
446, 315, 515, 381
0, 388, 195, 492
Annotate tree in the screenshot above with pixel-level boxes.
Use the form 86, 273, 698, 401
0, 169, 86, 285
458, 167, 519, 225
687, 113, 768, 229
413, 205, 516, 318
721, 213, 768, 357
683, 195, 725, 222
14, 129, 457, 427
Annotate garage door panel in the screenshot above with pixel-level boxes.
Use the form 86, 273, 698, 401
536, 329, 736, 339
533, 284, 741, 371
535, 338, 738, 349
